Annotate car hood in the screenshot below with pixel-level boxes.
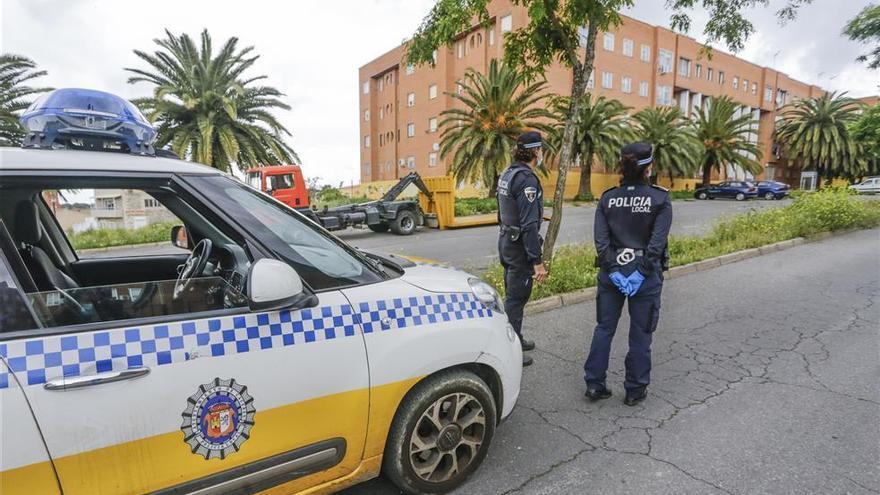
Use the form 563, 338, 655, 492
401, 262, 476, 293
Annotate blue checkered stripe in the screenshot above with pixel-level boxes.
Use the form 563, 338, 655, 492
0, 293, 490, 389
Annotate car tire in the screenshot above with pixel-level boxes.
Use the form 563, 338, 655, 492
368, 222, 390, 233
764, 192, 775, 200
383, 369, 497, 495
735, 193, 746, 201
391, 209, 418, 235
696, 191, 708, 200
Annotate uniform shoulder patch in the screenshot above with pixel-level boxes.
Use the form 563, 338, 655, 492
650, 184, 669, 192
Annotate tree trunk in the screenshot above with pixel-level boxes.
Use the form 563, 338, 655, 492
701, 160, 713, 187
669, 170, 675, 189
576, 144, 594, 199
488, 170, 499, 197
543, 23, 597, 264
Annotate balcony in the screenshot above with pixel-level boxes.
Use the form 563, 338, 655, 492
92, 207, 123, 219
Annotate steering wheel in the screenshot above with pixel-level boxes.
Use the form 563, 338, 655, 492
174, 238, 212, 300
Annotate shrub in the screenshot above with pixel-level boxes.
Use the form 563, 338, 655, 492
68, 222, 178, 250
455, 197, 498, 217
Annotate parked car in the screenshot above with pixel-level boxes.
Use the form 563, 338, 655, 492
849, 176, 880, 195
754, 180, 791, 200
693, 181, 758, 201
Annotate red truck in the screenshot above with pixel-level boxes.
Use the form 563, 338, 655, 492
245, 166, 432, 235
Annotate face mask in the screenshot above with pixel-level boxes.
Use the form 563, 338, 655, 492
537, 157, 544, 167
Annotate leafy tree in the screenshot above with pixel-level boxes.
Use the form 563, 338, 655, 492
126, 29, 297, 172
0, 54, 51, 146
439, 59, 553, 196
775, 92, 866, 185
548, 94, 633, 200
406, 0, 809, 261
843, 3, 880, 70
632, 106, 701, 187
849, 104, 880, 177
692, 96, 762, 186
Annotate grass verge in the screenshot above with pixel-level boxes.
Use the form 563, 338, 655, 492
68, 222, 178, 250
485, 188, 880, 299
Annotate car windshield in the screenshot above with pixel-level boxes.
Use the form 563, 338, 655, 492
188, 176, 385, 291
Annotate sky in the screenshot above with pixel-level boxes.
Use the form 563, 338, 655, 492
2, 0, 877, 192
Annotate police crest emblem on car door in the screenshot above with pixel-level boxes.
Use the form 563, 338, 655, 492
181, 377, 255, 459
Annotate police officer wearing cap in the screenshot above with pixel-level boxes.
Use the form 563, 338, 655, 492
583, 142, 672, 405
497, 131, 548, 367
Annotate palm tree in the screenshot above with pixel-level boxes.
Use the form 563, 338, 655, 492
126, 30, 297, 172
632, 107, 701, 188
549, 95, 633, 200
693, 96, 762, 187
0, 54, 51, 146
438, 59, 553, 196
775, 92, 866, 186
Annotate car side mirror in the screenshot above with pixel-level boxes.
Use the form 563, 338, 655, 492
246, 259, 316, 311
171, 225, 192, 250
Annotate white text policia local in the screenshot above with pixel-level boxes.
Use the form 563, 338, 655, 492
608, 196, 653, 213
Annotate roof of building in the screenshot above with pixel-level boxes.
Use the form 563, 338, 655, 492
0, 147, 223, 175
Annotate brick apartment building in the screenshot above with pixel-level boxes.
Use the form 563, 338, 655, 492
358, 0, 831, 189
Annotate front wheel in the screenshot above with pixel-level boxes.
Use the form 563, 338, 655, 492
696, 191, 708, 200
735, 192, 746, 201
391, 209, 418, 235
383, 370, 497, 495
764, 192, 775, 200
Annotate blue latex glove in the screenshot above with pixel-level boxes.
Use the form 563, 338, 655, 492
609, 271, 630, 295
625, 270, 646, 296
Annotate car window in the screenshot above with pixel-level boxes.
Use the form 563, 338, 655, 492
188, 176, 385, 291
267, 174, 294, 191
46, 189, 190, 259
0, 254, 39, 332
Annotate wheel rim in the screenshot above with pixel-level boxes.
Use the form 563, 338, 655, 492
409, 392, 487, 483
698, 192, 706, 199
737, 193, 744, 200
401, 215, 414, 231
766, 193, 773, 200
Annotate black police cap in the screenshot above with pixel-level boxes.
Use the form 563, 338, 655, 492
621, 141, 653, 167
517, 131, 543, 150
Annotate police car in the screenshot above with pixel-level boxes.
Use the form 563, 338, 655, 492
0, 89, 521, 495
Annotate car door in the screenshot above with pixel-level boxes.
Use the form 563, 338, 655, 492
5, 177, 370, 495
0, 237, 62, 495
709, 182, 726, 197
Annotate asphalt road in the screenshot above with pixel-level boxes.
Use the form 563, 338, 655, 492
338, 198, 790, 270
343, 228, 880, 495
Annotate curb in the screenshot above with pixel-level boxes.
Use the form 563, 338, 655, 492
523, 228, 860, 316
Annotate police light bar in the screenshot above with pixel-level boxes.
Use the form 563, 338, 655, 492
20, 88, 157, 156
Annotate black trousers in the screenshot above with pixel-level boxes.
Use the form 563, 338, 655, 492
583, 267, 663, 391
498, 234, 534, 339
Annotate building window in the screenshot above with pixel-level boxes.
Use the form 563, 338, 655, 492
695, 64, 702, 78
457, 42, 464, 58
406, 156, 416, 169
578, 26, 589, 47
407, 92, 415, 107
658, 49, 673, 73
752, 82, 758, 95
428, 152, 438, 167
432, 50, 438, 64
362, 81, 370, 94
743, 79, 749, 93
428, 84, 438, 99
379, 134, 384, 147
718, 71, 725, 85
621, 76, 632, 94
706, 67, 713, 81
144, 198, 161, 208
776, 89, 787, 107
656, 85, 673, 105
639, 81, 649, 97
363, 163, 371, 176
764, 85, 773, 102
732, 76, 739, 90
364, 135, 370, 148
407, 123, 415, 137
379, 107, 384, 119
364, 110, 370, 122
500, 14, 512, 33
406, 64, 415, 75
678, 57, 691, 77
603, 32, 615, 51
640, 44, 651, 62
587, 70, 595, 89
428, 117, 438, 133
489, 28, 495, 45
623, 39, 634, 57
456, 81, 464, 95
602, 71, 613, 89
378, 78, 383, 92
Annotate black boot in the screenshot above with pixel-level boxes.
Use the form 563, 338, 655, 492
624, 388, 647, 406
520, 339, 535, 351
584, 385, 612, 401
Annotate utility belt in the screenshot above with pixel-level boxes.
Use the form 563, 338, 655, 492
594, 247, 670, 271
500, 224, 522, 242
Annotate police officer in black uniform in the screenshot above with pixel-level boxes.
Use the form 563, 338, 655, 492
583, 142, 672, 405
497, 131, 548, 367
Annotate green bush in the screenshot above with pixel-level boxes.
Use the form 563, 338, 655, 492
485, 188, 880, 297
68, 222, 178, 250
455, 197, 498, 217
669, 190, 696, 200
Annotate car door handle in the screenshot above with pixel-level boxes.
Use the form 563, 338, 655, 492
44, 367, 151, 391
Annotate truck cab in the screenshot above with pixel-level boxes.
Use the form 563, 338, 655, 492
246, 165, 310, 208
